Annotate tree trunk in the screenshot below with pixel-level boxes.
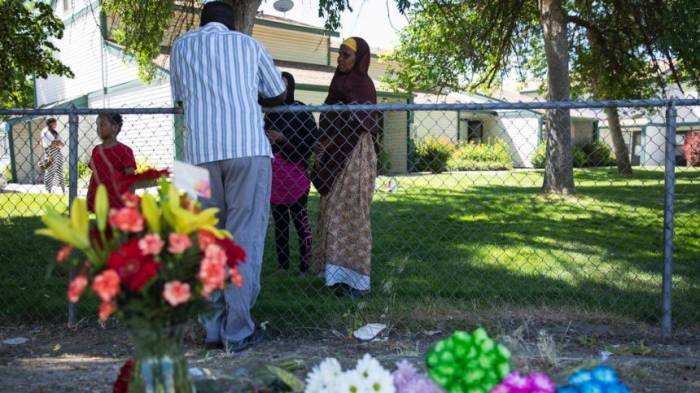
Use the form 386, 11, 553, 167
604, 106, 633, 175
583, 19, 634, 176
224, 0, 262, 35
539, 0, 575, 195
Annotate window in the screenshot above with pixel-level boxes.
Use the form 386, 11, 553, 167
676, 131, 688, 166
466, 120, 483, 144
63, 0, 74, 12
458, 119, 484, 143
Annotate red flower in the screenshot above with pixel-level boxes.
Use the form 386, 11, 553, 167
230, 267, 244, 288
107, 238, 161, 292
204, 244, 227, 266
113, 359, 134, 393
217, 238, 246, 269
197, 230, 217, 250
120, 168, 170, 189
109, 208, 144, 233
138, 234, 165, 256
92, 270, 121, 302
198, 231, 246, 268
168, 233, 192, 254
198, 258, 226, 297
121, 192, 140, 208
67, 275, 88, 303
163, 281, 191, 306
99, 301, 117, 321
56, 245, 74, 263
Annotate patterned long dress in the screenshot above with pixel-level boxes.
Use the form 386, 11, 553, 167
42, 129, 64, 193
313, 132, 377, 290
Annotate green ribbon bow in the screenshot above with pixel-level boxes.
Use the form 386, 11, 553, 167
426, 328, 511, 393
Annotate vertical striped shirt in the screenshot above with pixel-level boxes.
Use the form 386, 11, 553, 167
170, 22, 286, 165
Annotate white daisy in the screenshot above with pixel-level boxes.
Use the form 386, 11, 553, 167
354, 354, 383, 380
306, 358, 343, 393
364, 366, 395, 393
353, 354, 395, 393
334, 370, 368, 393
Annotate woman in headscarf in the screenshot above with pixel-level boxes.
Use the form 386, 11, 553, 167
265, 72, 317, 273
311, 37, 378, 298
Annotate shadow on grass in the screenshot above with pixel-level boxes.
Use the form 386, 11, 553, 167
1, 169, 698, 334
256, 179, 699, 332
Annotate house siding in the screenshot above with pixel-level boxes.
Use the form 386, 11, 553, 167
36, 7, 104, 107
253, 24, 329, 66
488, 114, 541, 168
88, 80, 175, 169
412, 111, 458, 144
571, 119, 595, 146
38, 3, 166, 108
378, 97, 408, 174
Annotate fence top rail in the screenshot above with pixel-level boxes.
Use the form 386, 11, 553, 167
1, 98, 699, 117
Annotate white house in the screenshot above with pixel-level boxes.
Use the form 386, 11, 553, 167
412, 91, 597, 168
493, 80, 700, 167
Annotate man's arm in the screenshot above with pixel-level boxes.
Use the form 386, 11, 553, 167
259, 91, 286, 107
170, 42, 183, 107
257, 46, 286, 107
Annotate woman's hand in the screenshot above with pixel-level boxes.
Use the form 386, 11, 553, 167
266, 129, 287, 144
312, 140, 326, 156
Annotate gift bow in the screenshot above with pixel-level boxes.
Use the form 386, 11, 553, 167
426, 328, 512, 393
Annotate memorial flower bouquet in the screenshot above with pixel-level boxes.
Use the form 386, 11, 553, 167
38, 178, 245, 393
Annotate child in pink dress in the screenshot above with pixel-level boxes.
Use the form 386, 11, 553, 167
264, 72, 317, 272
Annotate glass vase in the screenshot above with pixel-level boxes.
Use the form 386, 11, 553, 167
128, 324, 194, 393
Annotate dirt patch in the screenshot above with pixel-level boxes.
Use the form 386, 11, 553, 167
1, 317, 699, 393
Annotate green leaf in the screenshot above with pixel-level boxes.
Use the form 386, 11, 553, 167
265, 366, 305, 393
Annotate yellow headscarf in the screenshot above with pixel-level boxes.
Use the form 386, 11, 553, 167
342, 38, 357, 52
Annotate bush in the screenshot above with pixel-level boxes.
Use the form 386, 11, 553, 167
573, 146, 588, 168
413, 137, 453, 173
3, 163, 12, 183
581, 141, 616, 167
447, 138, 513, 171
531, 140, 616, 168
531, 143, 547, 169
63, 161, 91, 184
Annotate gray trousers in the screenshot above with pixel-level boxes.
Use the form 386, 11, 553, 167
198, 157, 271, 344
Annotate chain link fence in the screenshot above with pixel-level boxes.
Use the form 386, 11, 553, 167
0, 99, 698, 337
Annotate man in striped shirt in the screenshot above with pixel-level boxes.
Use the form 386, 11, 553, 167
170, 1, 286, 352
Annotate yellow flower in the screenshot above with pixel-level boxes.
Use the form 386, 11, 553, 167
36, 199, 90, 250
163, 186, 226, 237
141, 193, 161, 233
95, 185, 109, 232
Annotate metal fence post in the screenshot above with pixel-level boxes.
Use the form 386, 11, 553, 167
662, 101, 677, 338
67, 105, 79, 327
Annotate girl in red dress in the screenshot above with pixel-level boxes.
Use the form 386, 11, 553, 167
86, 112, 136, 212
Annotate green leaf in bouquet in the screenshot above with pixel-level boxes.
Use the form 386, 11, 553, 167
266, 365, 305, 392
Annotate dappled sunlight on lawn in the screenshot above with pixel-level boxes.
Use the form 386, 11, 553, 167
1, 168, 698, 331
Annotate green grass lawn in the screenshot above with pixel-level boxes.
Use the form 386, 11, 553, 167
1, 168, 698, 333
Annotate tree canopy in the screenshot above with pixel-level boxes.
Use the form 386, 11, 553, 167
0, 0, 74, 108
383, 0, 700, 178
